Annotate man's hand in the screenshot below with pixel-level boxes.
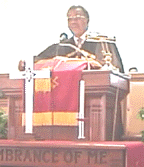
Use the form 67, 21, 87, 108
18, 60, 26, 71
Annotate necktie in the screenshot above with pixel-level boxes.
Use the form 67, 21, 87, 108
76, 38, 83, 58
77, 38, 82, 49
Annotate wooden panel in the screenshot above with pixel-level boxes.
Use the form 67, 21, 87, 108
0, 144, 125, 167
127, 81, 144, 136
82, 70, 129, 92
89, 97, 103, 141
90, 112, 101, 141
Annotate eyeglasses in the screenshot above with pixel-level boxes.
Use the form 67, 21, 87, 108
68, 15, 86, 21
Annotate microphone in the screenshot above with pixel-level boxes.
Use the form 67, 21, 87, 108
59, 33, 68, 42
55, 33, 68, 57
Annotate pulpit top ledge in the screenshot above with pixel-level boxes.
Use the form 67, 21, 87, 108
82, 70, 130, 94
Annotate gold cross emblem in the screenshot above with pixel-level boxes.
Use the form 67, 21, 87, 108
51, 76, 59, 89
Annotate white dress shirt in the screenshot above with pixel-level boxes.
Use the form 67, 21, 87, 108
74, 31, 87, 47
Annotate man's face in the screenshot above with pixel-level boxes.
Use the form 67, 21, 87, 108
67, 8, 88, 37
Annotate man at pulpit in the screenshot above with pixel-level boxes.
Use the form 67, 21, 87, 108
16, 6, 127, 141
35, 5, 124, 73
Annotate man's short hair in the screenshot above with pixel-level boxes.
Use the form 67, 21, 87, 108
67, 5, 89, 23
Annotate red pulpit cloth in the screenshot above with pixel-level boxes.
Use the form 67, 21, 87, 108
34, 58, 88, 112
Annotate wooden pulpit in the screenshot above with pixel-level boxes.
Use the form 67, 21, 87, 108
0, 74, 24, 140
0, 70, 129, 141
82, 70, 129, 141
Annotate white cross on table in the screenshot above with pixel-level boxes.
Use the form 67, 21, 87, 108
10, 56, 51, 133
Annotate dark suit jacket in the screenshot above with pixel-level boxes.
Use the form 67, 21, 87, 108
35, 37, 124, 73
